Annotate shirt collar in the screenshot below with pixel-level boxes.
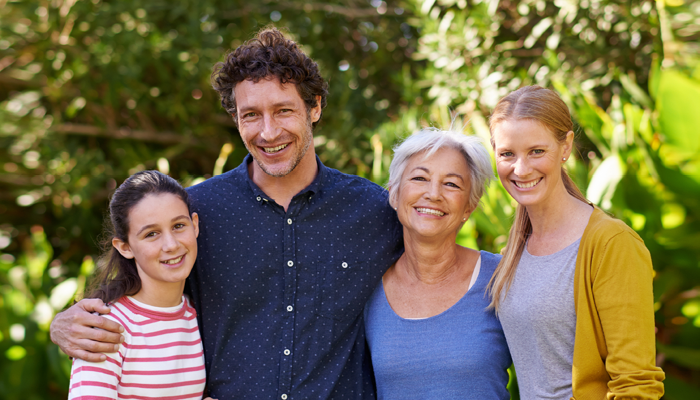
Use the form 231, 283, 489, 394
242, 154, 328, 201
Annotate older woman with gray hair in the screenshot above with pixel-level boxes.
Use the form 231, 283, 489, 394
364, 128, 511, 399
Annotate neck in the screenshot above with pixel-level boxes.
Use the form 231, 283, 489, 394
399, 229, 463, 285
132, 281, 184, 308
249, 150, 318, 211
525, 187, 590, 236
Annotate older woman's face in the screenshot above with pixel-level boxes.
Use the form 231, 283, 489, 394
394, 147, 473, 239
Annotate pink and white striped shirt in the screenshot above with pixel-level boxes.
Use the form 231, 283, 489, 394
68, 296, 206, 400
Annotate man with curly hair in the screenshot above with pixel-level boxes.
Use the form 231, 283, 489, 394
50, 27, 403, 399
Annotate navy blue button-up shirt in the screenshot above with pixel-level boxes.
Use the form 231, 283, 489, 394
187, 155, 403, 399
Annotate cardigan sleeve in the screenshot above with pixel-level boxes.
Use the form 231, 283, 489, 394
591, 229, 664, 399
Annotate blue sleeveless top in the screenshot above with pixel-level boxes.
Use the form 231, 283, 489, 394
364, 251, 511, 400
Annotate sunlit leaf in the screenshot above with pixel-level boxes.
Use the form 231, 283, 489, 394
587, 154, 625, 209
656, 69, 700, 159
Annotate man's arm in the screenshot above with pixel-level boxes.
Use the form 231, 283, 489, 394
50, 299, 125, 362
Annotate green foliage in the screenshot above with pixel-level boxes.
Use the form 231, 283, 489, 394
1, 0, 699, 398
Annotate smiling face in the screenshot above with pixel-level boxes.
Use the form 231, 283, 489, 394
112, 193, 199, 305
393, 147, 473, 239
492, 119, 573, 210
234, 77, 321, 178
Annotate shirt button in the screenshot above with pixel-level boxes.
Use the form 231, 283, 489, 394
287, 305, 293, 312
287, 260, 294, 267
284, 349, 291, 356
281, 395, 288, 400
287, 218, 292, 225
342, 262, 348, 268
256, 196, 261, 201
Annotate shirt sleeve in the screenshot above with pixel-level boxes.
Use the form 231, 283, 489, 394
67, 330, 125, 399
592, 230, 665, 399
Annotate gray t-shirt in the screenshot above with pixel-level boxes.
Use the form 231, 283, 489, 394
499, 238, 580, 400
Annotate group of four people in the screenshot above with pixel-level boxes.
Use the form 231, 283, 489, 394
53, 28, 664, 399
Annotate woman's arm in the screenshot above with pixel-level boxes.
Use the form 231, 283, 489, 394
593, 230, 664, 398
50, 298, 124, 362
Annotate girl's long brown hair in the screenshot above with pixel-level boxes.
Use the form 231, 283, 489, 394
486, 86, 591, 313
84, 170, 191, 304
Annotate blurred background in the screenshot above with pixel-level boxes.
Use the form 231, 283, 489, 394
1, 0, 698, 398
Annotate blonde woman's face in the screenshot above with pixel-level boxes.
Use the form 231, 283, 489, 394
492, 119, 572, 210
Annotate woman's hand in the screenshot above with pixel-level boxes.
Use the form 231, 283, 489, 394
49, 298, 124, 362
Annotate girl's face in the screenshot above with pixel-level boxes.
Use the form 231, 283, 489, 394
113, 193, 199, 303
492, 119, 572, 210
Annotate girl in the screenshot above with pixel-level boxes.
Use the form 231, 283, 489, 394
68, 170, 206, 399
487, 86, 664, 399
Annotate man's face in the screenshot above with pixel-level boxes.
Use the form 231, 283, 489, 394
234, 78, 321, 178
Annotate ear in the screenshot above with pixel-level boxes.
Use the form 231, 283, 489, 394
112, 238, 134, 259
387, 185, 397, 211
191, 212, 200, 238
562, 130, 574, 160
463, 202, 477, 222
310, 95, 322, 123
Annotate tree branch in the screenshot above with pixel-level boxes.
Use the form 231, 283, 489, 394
50, 123, 200, 145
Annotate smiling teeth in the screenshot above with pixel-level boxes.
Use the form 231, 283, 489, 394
416, 207, 445, 216
515, 179, 540, 189
162, 255, 184, 265
263, 144, 288, 153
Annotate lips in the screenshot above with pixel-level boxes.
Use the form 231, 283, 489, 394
513, 178, 542, 189
161, 255, 184, 265
415, 207, 445, 216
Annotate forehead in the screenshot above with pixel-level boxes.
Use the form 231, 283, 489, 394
406, 147, 469, 174
233, 77, 303, 106
128, 193, 188, 222
492, 119, 556, 147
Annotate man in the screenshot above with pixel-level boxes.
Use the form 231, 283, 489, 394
50, 28, 403, 399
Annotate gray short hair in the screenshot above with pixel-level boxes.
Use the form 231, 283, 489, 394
387, 128, 494, 211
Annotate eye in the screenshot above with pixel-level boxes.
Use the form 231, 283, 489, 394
410, 176, 427, 181
446, 182, 460, 188
174, 223, 186, 230
532, 149, 544, 155
145, 231, 157, 238
500, 151, 513, 157
243, 112, 256, 118
279, 108, 292, 114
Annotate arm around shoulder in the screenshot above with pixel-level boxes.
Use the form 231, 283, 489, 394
590, 228, 664, 398
50, 298, 124, 362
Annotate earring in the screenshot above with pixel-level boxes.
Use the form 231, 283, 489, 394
463, 217, 467, 221
394, 207, 397, 210
562, 157, 567, 161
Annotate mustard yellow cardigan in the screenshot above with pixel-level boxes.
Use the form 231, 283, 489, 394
572, 207, 665, 399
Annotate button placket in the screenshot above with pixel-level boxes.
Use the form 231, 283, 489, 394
279, 206, 298, 396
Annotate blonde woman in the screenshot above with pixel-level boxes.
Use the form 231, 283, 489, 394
487, 86, 664, 399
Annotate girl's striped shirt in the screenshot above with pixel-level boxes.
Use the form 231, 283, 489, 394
68, 295, 205, 400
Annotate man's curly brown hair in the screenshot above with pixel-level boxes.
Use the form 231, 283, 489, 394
211, 27, 329, 128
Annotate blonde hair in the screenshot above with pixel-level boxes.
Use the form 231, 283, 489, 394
487, 86, 591, 313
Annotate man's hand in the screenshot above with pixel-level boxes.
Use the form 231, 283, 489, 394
49, 298, 125, 362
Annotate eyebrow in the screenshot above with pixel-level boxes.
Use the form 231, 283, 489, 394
239, 101, 297, 114
411, 166, 464, 181
135, 215, 189, 236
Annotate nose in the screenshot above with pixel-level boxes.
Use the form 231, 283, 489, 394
260, 114, 281, 142
162, 231, 179, 253
424, 180, 442, 200
513, 156, 532, 177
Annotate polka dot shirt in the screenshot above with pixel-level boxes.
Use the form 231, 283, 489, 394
186, 155, 403, 399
